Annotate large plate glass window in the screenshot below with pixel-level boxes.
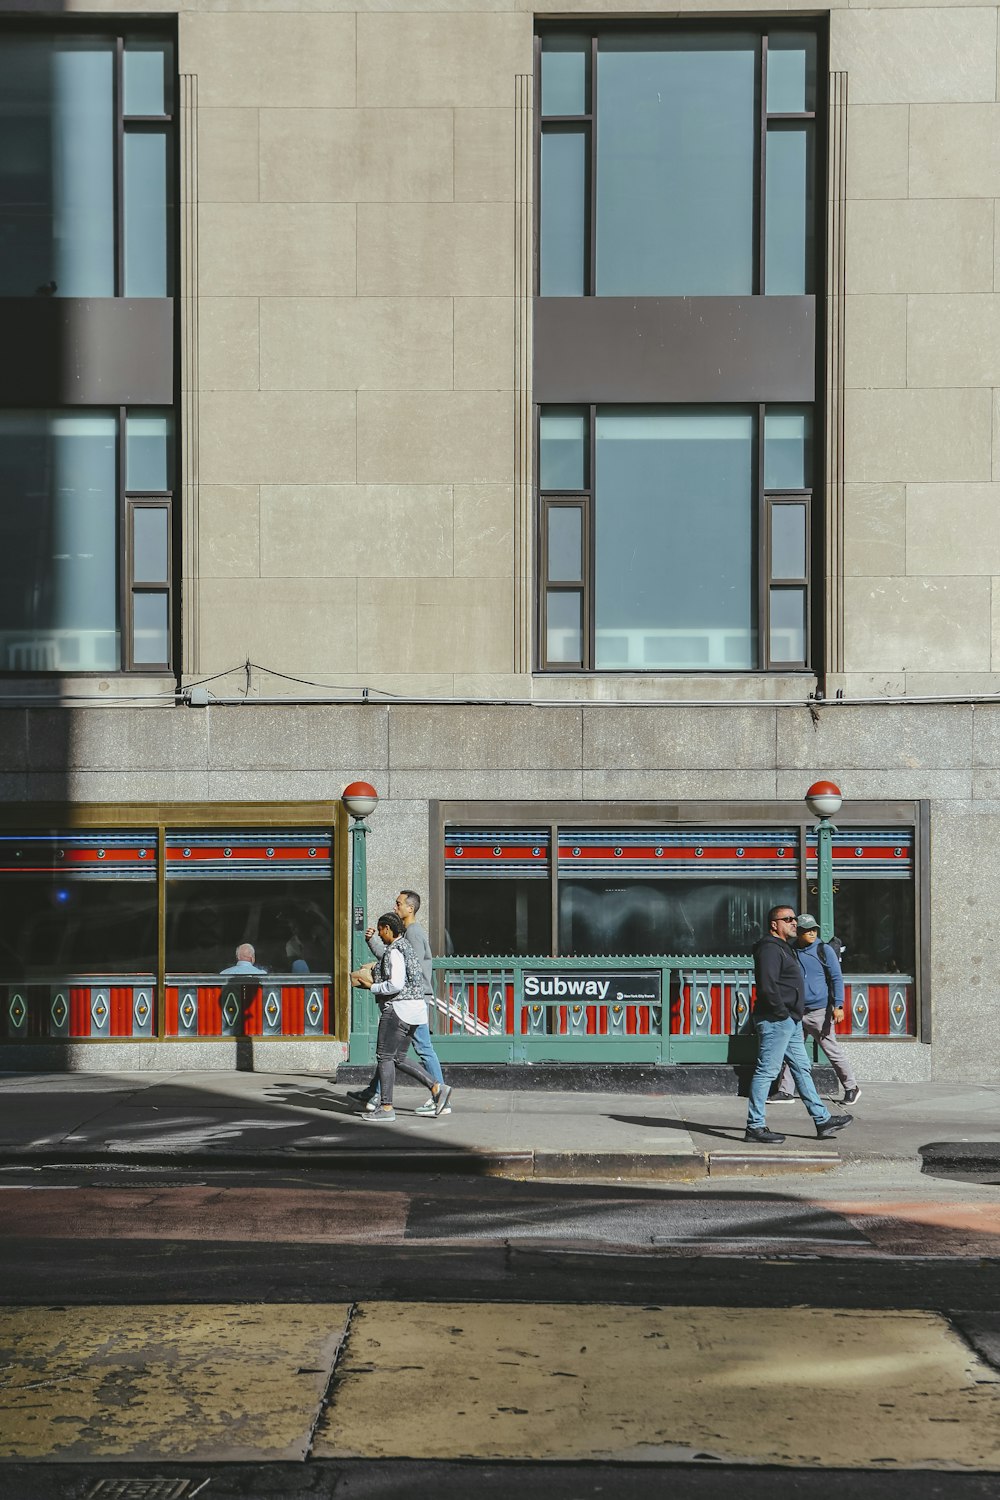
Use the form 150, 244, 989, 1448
164, 830, 335, 1038
0, 30, 175, 298
557, 829, 798, 956
0, 406, 175, 673
441, 818, 919, 1040
444, 830, 552, 957
538, 404, 813, 672
0, 830, 157, 1040
538, 26, 817, 299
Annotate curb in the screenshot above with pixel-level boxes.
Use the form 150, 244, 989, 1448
708, 1150, 838, 1176
920, 1141, 1000, 1172
333, 1062, 840, 1096
0, 1144, 840, 1180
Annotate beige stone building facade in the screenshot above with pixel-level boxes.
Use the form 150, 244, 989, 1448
0, 0, 998, 1081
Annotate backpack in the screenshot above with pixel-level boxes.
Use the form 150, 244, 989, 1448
815, 939, 842, 1037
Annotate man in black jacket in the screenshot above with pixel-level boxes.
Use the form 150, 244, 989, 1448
745, 905, 853, 1145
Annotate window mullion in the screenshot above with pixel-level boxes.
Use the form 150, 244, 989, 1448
587, 403, 596, 670
114, 35, 125, 297
758, 33, 768, 296
589, 32, 598, 296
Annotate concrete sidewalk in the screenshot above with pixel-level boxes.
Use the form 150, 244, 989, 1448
0, 1072, 996, 1180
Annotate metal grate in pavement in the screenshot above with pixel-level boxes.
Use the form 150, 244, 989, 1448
83, 1480, 208, 1499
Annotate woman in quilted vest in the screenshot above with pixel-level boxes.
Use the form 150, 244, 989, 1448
352, 912, 453, 1123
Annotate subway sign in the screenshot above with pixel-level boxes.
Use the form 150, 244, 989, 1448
523, 970, 662, 1005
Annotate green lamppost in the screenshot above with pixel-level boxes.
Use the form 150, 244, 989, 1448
342, 780, 378, 1061
805, 779, 843, 942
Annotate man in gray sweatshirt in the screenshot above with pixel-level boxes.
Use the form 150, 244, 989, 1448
347, 889, 450, 1116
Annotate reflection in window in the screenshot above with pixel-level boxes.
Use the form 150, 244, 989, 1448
540, 130, 587, 296
0, 31, 174, 298
765, 125, 813, 295
766, 33, 817, 114
0, 831, 156, 979
124, 130, 170, 297
596, 34, 756, 295
445, 878, 551, 958
559, 878, 796, 957
445, 828, 552, 956
127, 410, 172, 491
594, 408, 755, 669
0, 37, 114, 296
539, 408, 587, 490
827, 881, 915, 976
0, 411, 119, 671
540, 34, 589, 116
538, 24, 818, 300
165, 831, 333, 977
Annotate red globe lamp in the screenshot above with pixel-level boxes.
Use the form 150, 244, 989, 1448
805, 780, 842, 819
342, 781, 378, 821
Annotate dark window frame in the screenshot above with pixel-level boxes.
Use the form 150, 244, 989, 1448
533, 21, 825, 679
0, 19, 177, 300
534, 20, 820, 301
124, 493, 173, 673
538, 402, 814, 674
0, 799, 350, 1044
0, 19, 179, 679
0, 403, 176, 678
431, 797, 929, 1043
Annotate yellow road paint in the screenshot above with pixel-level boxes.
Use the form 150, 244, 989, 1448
0, 1304, 350, 1461
317, 1303, 1000, 1468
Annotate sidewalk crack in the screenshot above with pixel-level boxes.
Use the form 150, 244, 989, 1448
304, 1300, 357, 1462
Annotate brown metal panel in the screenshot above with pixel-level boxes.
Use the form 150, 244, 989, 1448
533, 296, 815, 404
0, 298, 174, 405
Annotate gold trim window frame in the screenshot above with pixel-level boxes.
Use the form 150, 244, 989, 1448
0, 801, 349, 1044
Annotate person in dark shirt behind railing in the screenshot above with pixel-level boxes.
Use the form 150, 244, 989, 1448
744, 906, 853, 1146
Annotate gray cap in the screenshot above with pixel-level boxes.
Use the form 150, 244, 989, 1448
796, 912, 819, 931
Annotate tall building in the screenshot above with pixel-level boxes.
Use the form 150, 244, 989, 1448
0, 2, 993, 1081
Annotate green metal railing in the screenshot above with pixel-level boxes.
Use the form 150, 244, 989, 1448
349, 954, 758, 1065
348, 954, 916, 1065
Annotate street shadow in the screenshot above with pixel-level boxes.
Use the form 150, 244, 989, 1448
0, 1070, 465, 1166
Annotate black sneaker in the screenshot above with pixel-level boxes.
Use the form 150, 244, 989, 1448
346, 1088, 374, 1106
841, 1086, 861, 1105
769, 1090, 796, 1104
816, 1112, 853, 1139
745, 1126, 786, 1144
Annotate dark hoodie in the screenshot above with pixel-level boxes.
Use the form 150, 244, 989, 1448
752, 933, 805, 1022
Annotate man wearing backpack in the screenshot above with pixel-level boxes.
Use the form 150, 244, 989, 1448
745, 907, 852, 1145
770, 913, 860, 1107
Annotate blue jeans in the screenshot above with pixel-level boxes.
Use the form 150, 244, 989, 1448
368, 1021, 444, 1100
747, 1016, 832, 1130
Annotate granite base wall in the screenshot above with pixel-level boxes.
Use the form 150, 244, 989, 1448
0, 698, 992, 1081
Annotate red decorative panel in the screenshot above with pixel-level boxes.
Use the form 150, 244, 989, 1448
199, 987, 223, 1036
282, 986, 305, 1035
110, 988, 132, 1036
70, 988, 91, 1037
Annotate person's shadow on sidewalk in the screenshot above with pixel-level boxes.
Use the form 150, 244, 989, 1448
608, 1113, 819, 1144
265, 1081, 360, 1118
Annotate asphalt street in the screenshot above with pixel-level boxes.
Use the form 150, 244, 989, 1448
0, 1159, 999, 1496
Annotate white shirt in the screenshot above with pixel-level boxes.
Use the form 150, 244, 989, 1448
370, 945, 428, 1026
